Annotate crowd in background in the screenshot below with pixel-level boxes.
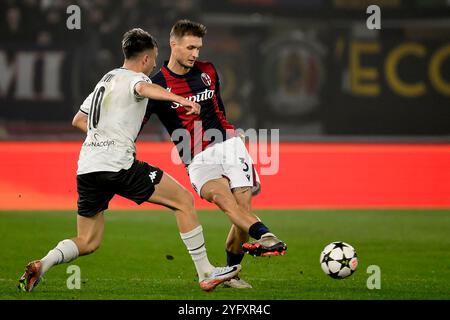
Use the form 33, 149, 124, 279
1, 0, 200, 57
0, 0, 204, 139
2, 0, 450, 140
1, 0, 202, 99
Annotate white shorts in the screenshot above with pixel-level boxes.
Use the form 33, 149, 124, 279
187, 137, 261, 197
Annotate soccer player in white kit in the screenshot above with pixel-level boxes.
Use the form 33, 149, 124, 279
18, 28, 240, 292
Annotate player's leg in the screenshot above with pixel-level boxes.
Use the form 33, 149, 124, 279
146, 171, 241, 291
227, 186, 282, 259
225, 187, 251, 266
18, 172, 110, 292
223, 225, 253, 289
225, 223, 249, 263
18, 212, 105, 292
72, 212, 105, 255
201, 177, 279, 247
220, 137, 287, 257
221, 187, 253, 288
202, 178, 285, 256
188, 141, 265, 237
226, 187, 252, 261
200, 178, 261, 232
201, 177, 286, 257
42, 212, 104, 271
193, 138, 272, 241
234, 190, 287, 257
147, 172, 199, 233
112, 160, 240, 291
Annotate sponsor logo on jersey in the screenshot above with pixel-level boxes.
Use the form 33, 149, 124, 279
83, 140, 115, 148
201, 73, 212, 86
171, 89, 215, 109
83, 133, 115, 148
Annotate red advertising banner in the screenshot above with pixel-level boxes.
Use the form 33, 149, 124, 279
0, 142, 449, 210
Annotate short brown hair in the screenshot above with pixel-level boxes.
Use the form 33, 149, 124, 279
122, 28, 157, 59
170, 20, 207, 39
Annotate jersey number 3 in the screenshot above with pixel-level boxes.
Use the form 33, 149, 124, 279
88, 86, 105, 130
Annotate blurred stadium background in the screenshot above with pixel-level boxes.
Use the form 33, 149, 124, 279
1, 0, 450, 209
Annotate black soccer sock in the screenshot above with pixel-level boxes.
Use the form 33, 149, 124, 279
248, 222, 270, 240
226, 250, 245, 266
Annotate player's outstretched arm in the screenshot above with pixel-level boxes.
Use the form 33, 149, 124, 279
135, 82, 200, 115
72, 111, 88, 134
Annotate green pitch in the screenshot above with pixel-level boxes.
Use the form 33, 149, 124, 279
0, 210, 449, 300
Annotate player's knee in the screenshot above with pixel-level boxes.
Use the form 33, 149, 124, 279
77, 237, 101, 255
210, 191, 225, 206
176, 188, 195, 214
85, 240, 101, 255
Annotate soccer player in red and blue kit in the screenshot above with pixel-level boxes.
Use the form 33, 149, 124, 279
144, 20, 287, 288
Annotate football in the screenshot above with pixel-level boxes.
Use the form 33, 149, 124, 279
320, 241, 358, 279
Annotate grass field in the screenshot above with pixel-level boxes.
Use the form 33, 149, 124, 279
1, 210, 449, 300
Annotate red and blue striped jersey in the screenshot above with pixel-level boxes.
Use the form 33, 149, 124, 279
144, 60, 236, 164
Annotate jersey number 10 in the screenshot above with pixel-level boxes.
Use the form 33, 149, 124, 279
88, 86, 105, 130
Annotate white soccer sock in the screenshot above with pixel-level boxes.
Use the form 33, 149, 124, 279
40, 239, 79, 276
180, 225, 214, 282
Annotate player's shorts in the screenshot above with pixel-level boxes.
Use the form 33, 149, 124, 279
187, 137, 261, 197
77, 159, 163, 217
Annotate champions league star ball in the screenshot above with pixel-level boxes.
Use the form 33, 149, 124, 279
320, 241, 358, 279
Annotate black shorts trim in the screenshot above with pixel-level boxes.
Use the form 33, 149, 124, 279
77, 160, 163, 217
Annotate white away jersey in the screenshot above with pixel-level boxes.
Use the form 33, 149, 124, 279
77, 68, 151, 175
